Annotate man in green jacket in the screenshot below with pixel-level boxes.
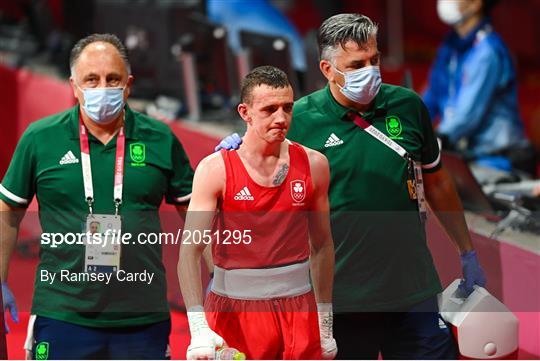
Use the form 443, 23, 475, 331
1, 33, 193, 359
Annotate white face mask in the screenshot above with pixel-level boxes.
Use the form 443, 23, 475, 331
78, 86, 126, 124
333, 65, 382, 105
437, 0, 466, 26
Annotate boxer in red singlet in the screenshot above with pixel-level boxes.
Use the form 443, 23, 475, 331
178, 66, 337, 360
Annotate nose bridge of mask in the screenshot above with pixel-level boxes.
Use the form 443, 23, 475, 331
81, 86, 127, 108
79, 85, 126, 93
334, 65, 378, 87
77, 86, 126, 109
332, 64, 382, 105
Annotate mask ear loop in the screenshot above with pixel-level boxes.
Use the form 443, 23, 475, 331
76, 84, 86, 96
331, 62, 345, 76
330, 63, 347, 90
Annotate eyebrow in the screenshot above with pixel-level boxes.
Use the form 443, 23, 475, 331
347, 51, 381, 66
82, 72, 123, 79
261, 102, 294, 110
82, 72, 99, 79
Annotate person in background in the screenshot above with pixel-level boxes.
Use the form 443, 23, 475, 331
424, 0, 535, 176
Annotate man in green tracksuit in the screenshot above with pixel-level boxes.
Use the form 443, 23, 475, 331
0, 33, 193, 359
287, 13, 487, 359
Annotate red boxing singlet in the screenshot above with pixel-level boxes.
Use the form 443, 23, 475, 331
215, 142, 313, 269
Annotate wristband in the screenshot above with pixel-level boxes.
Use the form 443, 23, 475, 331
317, 303, 332, 313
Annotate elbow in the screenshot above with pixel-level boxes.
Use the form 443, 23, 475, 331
178, 245, 199, 270
317, 239, 335, 258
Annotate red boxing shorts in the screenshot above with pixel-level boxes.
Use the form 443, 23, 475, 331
205, 291, 321, 360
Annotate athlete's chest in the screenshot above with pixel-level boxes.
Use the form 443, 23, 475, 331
224, 164, 311, 211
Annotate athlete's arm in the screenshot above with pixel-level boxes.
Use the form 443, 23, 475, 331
178, 153, 224, 309
173, 172, 213, 276
178, 153, 226, 360
175, 204, 216, 275
305, 149, 334, 304
202, 245, 214, 276
305, 148, 337, 359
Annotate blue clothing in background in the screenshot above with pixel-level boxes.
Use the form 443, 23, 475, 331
423, 20, 525, 167
207, 0, 306, 71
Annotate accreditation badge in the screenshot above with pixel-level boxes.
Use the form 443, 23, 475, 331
84, 214, 122, 273
413, 161, 428, 223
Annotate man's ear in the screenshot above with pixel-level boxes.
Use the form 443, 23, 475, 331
320, 59, 334, 82
70, 77, 83, 104
69, 77, 76, 96
237, 103, 251, 124
124, 74, 134, 100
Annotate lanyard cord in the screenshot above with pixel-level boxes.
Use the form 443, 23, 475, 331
79, 118, 125, 215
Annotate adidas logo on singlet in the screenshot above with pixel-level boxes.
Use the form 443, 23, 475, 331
59, 150, 79, 165
324, 133, 344, 148
234, 186, 254, 201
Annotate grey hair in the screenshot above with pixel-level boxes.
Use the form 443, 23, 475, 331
318, 13, 378, 61
70, 33, 131, 77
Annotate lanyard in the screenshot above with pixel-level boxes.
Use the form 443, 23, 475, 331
79, 118, 125, 215
348, 113, 408, 158
347, 112, 428, 222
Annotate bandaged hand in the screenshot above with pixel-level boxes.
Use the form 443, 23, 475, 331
186, 305, 225, 360
318, 303, 337, 359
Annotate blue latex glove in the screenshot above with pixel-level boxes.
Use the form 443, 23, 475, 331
214, 133, 242, 152
457, 250, 487, 298
2, 282, 19, 333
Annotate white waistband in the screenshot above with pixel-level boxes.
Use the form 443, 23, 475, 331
211, 261, 311, 300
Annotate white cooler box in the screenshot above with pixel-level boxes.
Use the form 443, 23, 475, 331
438, 279, 519, 359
